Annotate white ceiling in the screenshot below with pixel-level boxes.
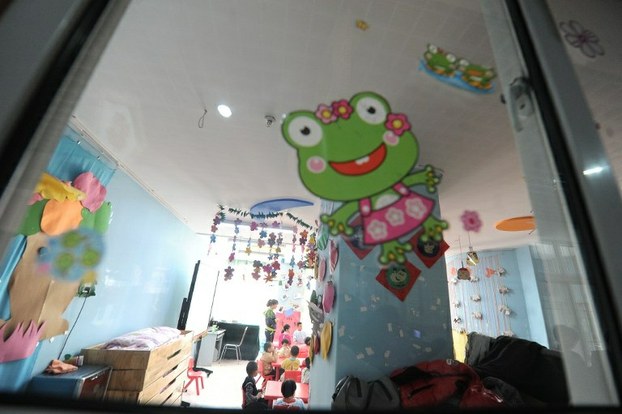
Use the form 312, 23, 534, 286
72, 0, 621, 257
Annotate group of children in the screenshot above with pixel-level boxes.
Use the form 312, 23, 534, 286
242, 321, 312, 409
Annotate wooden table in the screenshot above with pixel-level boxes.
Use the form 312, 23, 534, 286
263, 380, 309, 407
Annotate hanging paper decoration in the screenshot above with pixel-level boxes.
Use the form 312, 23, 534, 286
498, 305, 512, 316
411, 228, 449, 268
472, 312, 483, 320
282, 91, 448, 271
223, 266, 234, 281
499, 285, 510, 295
453, 317, 462, 324
461, 210, 482, 233
470, 294, 481, 302
420, 44, 496, 93
498, 267, 507, 276
299, 230, 308, 252
375, 261, 421, 302
245, 238, 252, 255
485, 267, 496, 277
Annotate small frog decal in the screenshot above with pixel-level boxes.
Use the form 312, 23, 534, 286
456, 58, 496, 90
423, 44, 457, 77
282, 92, 448, 265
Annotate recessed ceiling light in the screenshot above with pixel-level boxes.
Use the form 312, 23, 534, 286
217, 104, 232, 118
583, 166, 603, 176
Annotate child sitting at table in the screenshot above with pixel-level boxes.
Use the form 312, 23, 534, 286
301, 357, 311, 384
242, 361, 268, 410
273, 380, 307, 410
260, 342, 284, 378
281, 345, 301, 372
278, 338, 291, 358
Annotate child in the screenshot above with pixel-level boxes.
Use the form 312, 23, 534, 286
260, 342, 283, 378
241, 361, 268, 410
281, 345, 301, 371
273, 380, 306, 410
301, 357, 311, 384
292, 322, 307, 344
278, 338, 291, 358
278, 324, 292, 348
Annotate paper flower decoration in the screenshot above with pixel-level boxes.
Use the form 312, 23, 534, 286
472, 312, 483, 320
499, 285, 510, 294
559, 20, 604, 58
450, 277, 458, 285
385, 113, 411, 136
224, 266, 234, 280
250, 221, 258, 231
316, 104, 337, 124
73, 171, 106, 213
470, 294, 481, 302
452, 301, 461, 308
453, 317, 462, 324
461, 210, 482, 232
470, 276, 479, 283
498, 267, 507, 276
503, 330, 515, 337
331, 100, 353, 120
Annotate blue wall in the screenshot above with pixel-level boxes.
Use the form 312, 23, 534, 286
32, 162, 201, 375
0, 126, 201, 390
446, 247, 548, 344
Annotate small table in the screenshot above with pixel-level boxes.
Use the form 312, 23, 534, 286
263, 380, 309, 407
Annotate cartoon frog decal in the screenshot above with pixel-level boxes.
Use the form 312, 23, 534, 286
456, 58, 496, 90
282, 92, 448, 265
423, 44, 457, 77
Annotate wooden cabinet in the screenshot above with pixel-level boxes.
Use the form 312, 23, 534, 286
81, 330, 192, 406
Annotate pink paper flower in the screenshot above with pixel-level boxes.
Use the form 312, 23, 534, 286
73, 172, 107, 213
461, 210, 482, 232
385, 113, 411, 136
332, 100, 353, 119
250, 221, 258, 231
315, 104, 336, 124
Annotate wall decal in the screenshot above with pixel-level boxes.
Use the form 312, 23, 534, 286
375, 261, 421, 301
559, 20, 604, 58
411, 228, 449, 268
0, 321, 45, 363
282, 91, 448, 267
420, 44, 496, 93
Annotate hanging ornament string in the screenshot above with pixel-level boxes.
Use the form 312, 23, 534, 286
198, 109, 207, 128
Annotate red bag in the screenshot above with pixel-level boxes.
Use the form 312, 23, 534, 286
389, 359, 505, 409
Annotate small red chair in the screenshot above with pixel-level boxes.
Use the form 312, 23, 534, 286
283, 370, 302, 382
183, 357, 206, 395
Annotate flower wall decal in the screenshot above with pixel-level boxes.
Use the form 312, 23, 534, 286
559, 20, 604, 58
461, 210, 482, 232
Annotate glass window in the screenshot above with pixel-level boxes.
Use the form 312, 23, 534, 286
0, 0, 619, 411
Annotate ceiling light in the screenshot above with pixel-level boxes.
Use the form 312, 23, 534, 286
217, 104, 232, 118
583, 166, 603, 176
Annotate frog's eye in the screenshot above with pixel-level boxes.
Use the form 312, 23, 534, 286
356, 97, 387, 125
428, 44, 437, 53
287, 116, 323, 147
446, 53, 456, 63
459, 58, 469, 66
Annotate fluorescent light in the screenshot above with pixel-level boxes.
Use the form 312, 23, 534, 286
583, 166, 603, 176
217, 104, 232, 118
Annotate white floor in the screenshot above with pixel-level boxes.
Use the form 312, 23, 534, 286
181, 358, 251, 410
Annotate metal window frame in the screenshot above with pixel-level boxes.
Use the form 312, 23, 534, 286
506, 0, 622, 397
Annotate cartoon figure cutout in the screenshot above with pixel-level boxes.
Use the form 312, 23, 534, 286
282, 92, 448, 266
